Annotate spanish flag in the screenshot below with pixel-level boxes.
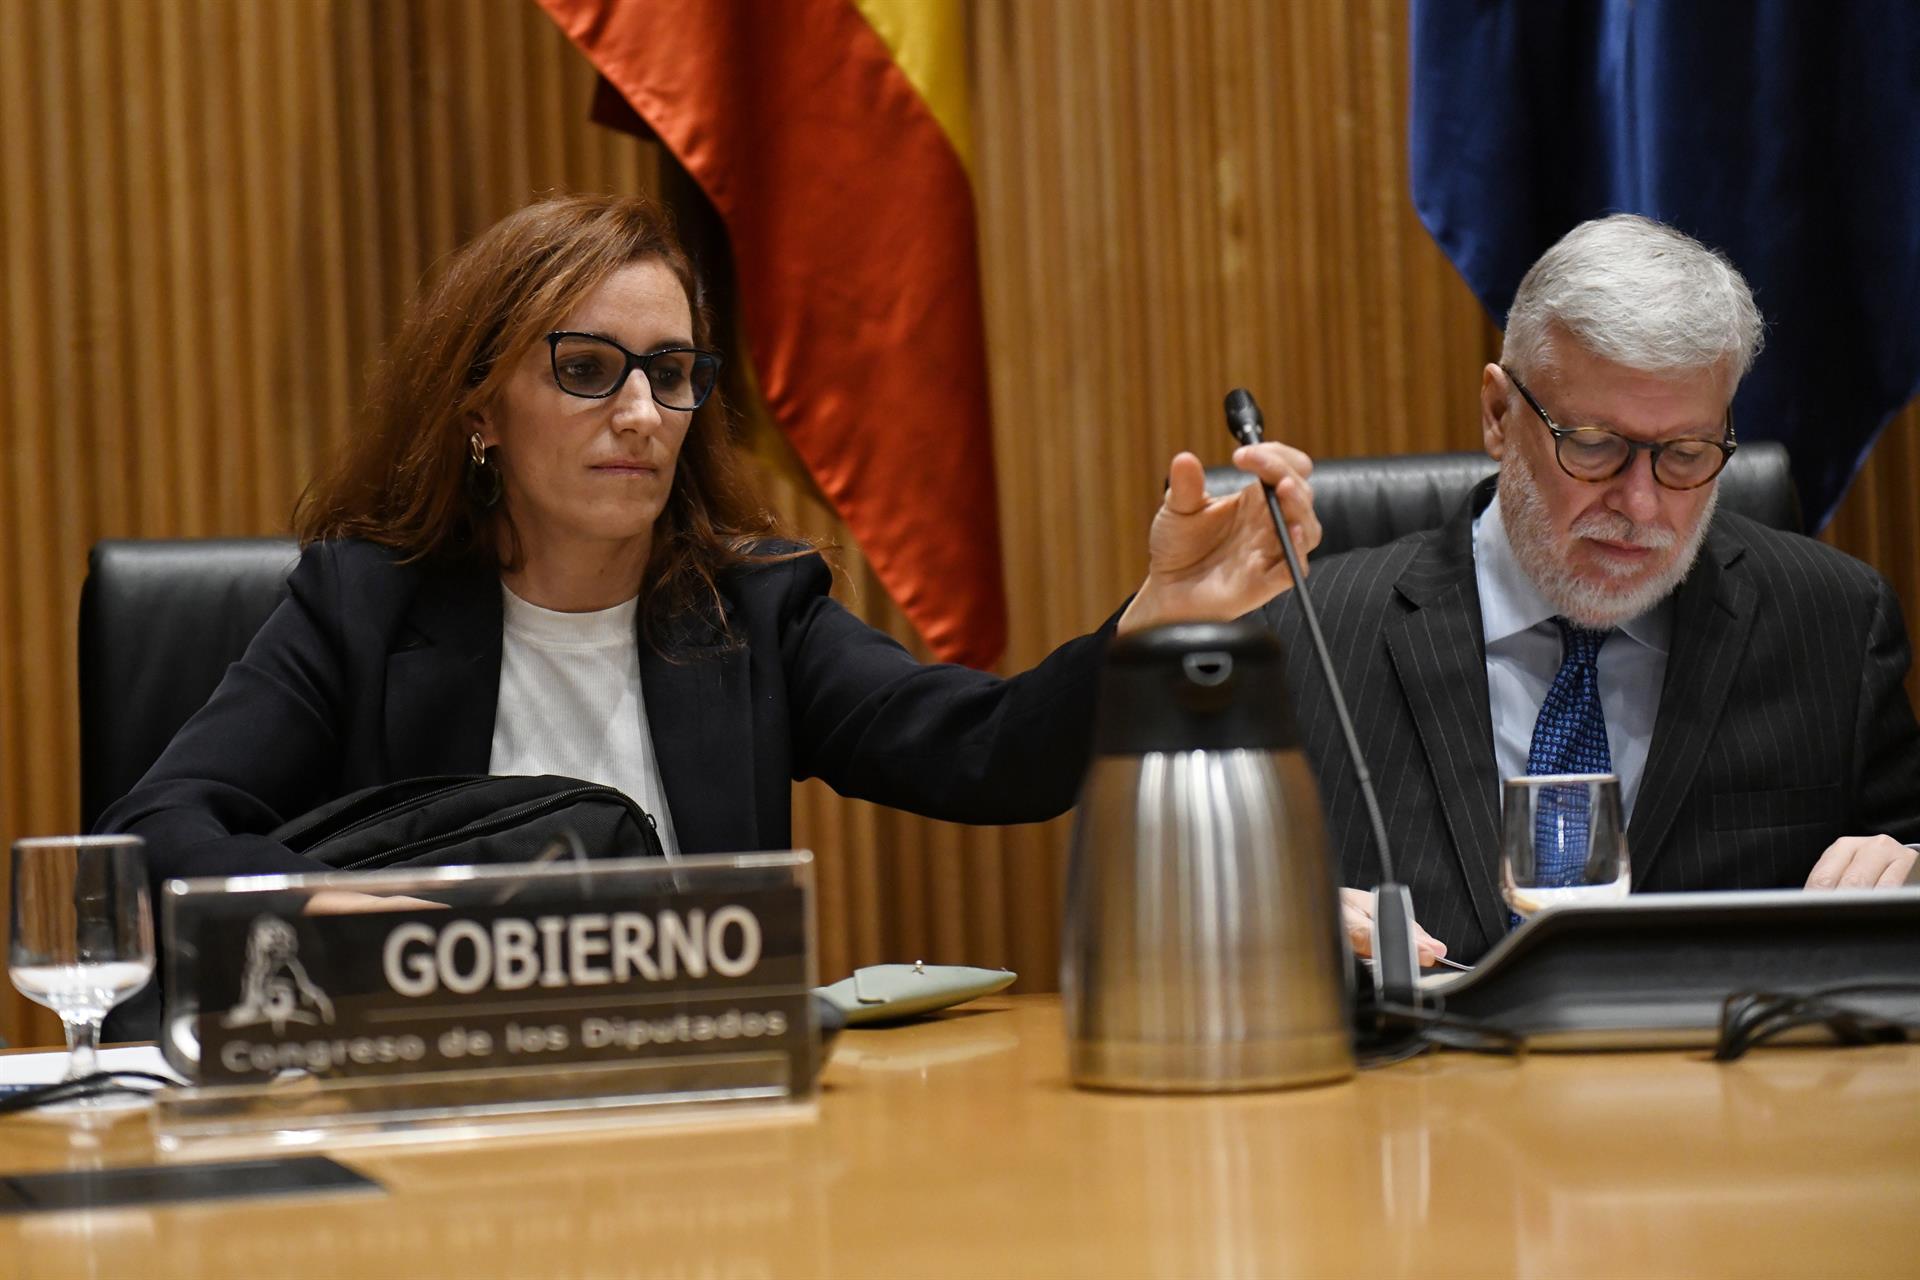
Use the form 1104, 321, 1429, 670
538, 0, 1004, 667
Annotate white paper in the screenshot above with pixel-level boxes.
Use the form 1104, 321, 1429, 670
0, 1043, 182, 1086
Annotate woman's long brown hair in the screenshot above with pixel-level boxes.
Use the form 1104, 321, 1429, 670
294, 194, 804, 650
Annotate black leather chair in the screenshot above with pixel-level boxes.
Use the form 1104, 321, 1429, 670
1205, 440, 1801, 556
79, 538, 299, 830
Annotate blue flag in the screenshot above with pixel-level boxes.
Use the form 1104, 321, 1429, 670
1410, 0, 1920, 528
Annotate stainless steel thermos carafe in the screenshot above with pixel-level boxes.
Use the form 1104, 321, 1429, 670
1062, 621, 1354, 1091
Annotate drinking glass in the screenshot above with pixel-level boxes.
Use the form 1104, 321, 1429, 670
1500, 774, 1631, 917
9, 835, 156, 1081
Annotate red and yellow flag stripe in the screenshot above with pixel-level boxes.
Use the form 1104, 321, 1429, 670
539, 0, 1004, 666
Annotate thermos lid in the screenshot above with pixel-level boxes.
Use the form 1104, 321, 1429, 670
1093, 620, 1299, 754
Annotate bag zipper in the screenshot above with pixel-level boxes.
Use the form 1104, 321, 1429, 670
349, 787, 666, 870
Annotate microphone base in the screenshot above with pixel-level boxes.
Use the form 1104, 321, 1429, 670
1348, 883, 1430, 1064
1369, 883, 1422, 1010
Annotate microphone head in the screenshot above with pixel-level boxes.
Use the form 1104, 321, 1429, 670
1223, 388, 1264, 446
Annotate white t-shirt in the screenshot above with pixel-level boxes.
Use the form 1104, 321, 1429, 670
487, 585, 682, 857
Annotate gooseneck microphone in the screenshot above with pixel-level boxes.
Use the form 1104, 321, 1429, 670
1223, 388, 1421, 1011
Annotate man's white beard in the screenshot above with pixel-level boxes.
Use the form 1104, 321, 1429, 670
1499, 451, 1716, 630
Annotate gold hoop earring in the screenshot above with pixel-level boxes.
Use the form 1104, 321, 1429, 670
466, 432, 502, 508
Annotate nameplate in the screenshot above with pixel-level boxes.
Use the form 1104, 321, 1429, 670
162, 854, 816, 1093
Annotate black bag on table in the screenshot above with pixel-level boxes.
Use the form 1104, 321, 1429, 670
269, 774, 665, 871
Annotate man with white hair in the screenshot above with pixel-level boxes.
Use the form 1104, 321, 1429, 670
1261, 214, 1920, 966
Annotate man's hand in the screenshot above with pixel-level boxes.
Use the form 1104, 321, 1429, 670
1804, 835, 1918, 890
1117, 443, 1320, 635
1339, 887, 1449, 967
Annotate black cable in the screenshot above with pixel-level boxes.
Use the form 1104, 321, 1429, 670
1354, 981, 1919, 1067
1355, 998, 1527, 1069
0, 1069, 175, 1116
1713, 982, 1920, 1061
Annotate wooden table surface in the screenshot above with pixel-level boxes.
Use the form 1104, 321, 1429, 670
1, 994, 1915, 1279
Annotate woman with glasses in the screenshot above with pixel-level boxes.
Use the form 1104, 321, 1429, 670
99, 194, 1318, 895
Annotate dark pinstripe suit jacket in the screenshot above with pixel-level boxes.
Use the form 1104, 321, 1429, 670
1258, 478, 1920, 962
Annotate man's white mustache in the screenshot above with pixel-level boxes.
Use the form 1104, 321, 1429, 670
1572, 512, 1677, 551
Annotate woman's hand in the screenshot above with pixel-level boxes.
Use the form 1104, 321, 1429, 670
1117, 443, 1320, 636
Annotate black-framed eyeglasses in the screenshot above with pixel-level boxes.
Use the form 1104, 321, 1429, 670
1502, 366, 1736, 491
546, 332, 722, 410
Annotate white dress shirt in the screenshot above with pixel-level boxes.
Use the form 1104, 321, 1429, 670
1472, 493, 1672, 823
487, 585, 682, 856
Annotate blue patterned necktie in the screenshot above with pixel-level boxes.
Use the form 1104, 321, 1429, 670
1524, 619, 1614, 887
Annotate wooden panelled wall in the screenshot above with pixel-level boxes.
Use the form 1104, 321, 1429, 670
0, 0, 1914, 1048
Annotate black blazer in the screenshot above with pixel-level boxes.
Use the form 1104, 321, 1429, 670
99, 540, 1113, 894
1260, 478, 1920, 963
